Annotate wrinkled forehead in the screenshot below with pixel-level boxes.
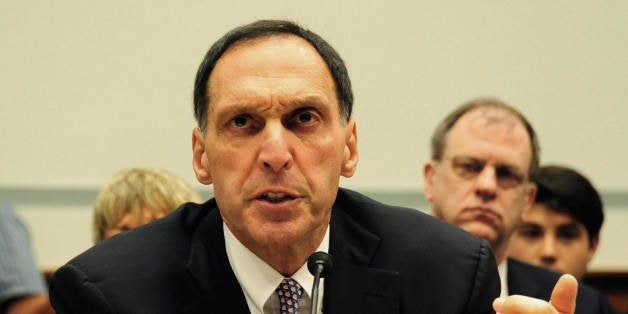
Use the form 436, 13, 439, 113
445, 107, 533, 166
207, 34, 338, 111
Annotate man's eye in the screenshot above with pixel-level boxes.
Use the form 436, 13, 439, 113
233, 116, 249, 128
456, 161, 483, 175
288, 109, 319, 128
496, 167, 524, 187
557, 228, 581, 240
464, 162, 483, 172
519, 227, 542, 239
496, 167, 518, 179
451, 158, 484, 179
298, 112, 313, 123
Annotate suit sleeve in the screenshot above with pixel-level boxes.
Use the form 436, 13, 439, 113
49, 263, 115, 314
464, 240, 500, 314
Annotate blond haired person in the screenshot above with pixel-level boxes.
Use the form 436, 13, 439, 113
93, 168, 202, 243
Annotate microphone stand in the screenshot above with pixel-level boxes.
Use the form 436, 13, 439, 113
307, 252, 333, 314
310, 264, 323, 314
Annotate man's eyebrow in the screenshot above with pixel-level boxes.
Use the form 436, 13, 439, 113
451, 155, 482, 162
212, 103, 261, 119
222, 104, 254, 115
495, 162, 525, 174
285, 94, 330, 107
452, 157, 523, 170
220, 94, 329, 111
558, 223, 581, 230
520, 222, 541, 228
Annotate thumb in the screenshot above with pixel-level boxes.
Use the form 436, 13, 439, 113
550, 274, 578, 314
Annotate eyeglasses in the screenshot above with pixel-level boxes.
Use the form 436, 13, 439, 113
443, 156, 527, 189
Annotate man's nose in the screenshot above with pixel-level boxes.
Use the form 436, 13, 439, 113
258, 123, 293, 172
540, 236, 557, 265
475, 167, 498, 201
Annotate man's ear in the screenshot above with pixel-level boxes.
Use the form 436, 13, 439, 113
524, 182, 538, 210
423, 161, 437, 201
192, 128, 212, 185
340, 120, 359, 178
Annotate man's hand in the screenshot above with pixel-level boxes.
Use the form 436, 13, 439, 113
493, 274, 578, 314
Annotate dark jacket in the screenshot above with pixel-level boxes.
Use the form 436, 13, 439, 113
50, 188, 500, 313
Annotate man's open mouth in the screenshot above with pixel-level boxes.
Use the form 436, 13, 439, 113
260, 192, 296, 203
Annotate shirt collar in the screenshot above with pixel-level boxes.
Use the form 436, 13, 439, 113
224, 223, 330, 313
498, 259, 509, 297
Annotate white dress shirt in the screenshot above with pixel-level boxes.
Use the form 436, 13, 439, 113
225, 224, 329, 314
498, 260, 509, 298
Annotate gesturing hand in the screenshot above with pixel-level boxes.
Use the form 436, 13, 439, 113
493, 274, 578, 314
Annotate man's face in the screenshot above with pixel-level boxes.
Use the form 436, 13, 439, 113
424, 107, 536, 260
192, 35, 358, 257
508, 203, 597, 279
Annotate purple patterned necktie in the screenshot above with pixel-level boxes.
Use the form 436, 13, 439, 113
276, 278, 303, 314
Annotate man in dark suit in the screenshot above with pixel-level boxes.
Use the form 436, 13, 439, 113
50, 20, 576, 314
50, 189, 500, 313
423, 97, 615, 313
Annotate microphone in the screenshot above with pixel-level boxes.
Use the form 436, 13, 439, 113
307, 251, 333, 314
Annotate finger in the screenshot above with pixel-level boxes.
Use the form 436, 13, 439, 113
549, 274, 578, 314
493, 295, 553, 314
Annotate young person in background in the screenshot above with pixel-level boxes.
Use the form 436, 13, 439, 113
92, 167, 202, 243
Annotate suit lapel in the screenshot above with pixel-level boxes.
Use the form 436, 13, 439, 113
179, 201, 250, 314
507, 258, 545, 299
324, 201, 400, 314
176, 192, 402, 313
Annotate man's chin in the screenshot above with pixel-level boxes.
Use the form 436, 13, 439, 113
461, 223, 499, 242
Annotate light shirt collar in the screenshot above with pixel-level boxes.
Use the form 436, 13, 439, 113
498, 260, 509, 297
224, 223, 329, 314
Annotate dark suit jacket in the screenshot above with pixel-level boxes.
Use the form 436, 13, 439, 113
50, 188, 500, 313
508, 258, 615, 314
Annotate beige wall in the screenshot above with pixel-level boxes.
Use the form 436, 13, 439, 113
1, 2, 627, 270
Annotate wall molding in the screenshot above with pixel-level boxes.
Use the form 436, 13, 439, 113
2, 187, 627, 210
